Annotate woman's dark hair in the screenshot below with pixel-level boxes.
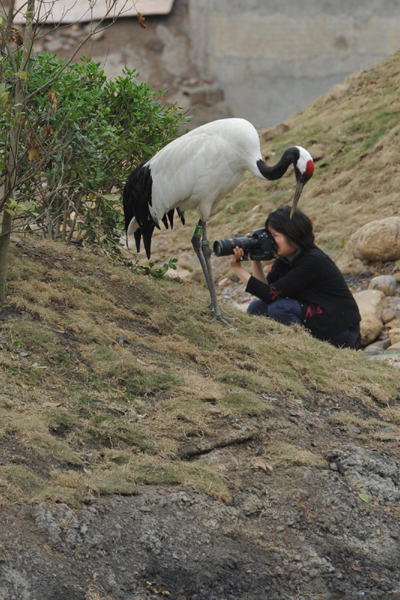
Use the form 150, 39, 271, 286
265, 205, 315, 250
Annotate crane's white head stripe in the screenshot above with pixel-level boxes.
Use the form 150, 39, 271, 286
295, 146, 313, 176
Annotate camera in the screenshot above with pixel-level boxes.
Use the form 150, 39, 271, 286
213, 228, 277, 261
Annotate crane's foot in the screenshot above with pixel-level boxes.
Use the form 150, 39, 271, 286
207, 302, 238, 322
211, 314, 235, 327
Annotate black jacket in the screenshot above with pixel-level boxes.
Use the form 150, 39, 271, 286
245, 245, 361, 341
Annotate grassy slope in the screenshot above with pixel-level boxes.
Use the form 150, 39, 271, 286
1, 236, 400, 506
148, 50, 400, 277
2, 51, 400, 507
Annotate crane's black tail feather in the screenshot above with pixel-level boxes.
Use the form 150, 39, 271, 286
123, 162, 186, 259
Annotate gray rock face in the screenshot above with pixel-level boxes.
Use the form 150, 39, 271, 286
1, 446, 400, 600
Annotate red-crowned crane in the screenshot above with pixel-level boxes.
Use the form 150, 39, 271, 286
123, 117, 314, 322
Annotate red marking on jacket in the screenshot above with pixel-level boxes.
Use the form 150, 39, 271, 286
306, 305, 323, 318
270, 286, 282, 301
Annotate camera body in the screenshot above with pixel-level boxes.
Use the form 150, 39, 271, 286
213, 227, 277, 261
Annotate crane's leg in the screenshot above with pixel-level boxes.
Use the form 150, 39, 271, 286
191, 220, 223, 322
201, 221, 225, 322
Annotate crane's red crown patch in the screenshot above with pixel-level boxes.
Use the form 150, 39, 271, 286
306, 160, 314, 180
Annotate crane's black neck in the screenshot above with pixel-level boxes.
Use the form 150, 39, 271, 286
257, 147, 300, 181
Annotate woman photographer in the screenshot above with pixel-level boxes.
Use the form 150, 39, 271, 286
230, 205, 361, 349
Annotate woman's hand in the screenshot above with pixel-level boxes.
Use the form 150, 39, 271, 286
229, 247, 251, 285
230, 246, 245, 266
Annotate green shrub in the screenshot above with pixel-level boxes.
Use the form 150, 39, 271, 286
0, 53, 188, 252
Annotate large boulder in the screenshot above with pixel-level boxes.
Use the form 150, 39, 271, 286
353, 289, 385, 346
350, 217, 400, 262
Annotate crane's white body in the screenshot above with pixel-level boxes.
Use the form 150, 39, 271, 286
128, 119, 265, 235
126, 118, 312, 238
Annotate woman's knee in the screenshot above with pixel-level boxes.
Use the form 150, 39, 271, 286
267, 299, 302, 325
247, 299, 268, 316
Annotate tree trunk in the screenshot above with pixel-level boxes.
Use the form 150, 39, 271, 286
0, 0, 35, 302
0, 211, 12, 302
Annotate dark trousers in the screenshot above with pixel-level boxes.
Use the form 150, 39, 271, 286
247, 298, 360, 349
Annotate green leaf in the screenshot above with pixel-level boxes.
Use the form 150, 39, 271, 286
359, 493, 370, 503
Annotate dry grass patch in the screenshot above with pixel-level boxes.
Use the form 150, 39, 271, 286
132, 457, 231, 502
219, 391, 268, 417
264, 442, 325, 469
0, 465, 83, 505
1, 235, 400, 507
328, 412, 400, 441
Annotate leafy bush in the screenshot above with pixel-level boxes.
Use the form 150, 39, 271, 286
0, 53, 188, 252
135, 258, 178, 279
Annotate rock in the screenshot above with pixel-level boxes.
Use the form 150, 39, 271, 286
377, 329, 390, 340
46, 39, 63, 52
385, 342, 400, 353
381, 297, 400, 323
218, 277, 229, 288
363, 341, 389, 355
90, 30, 105, 42
335, 253, 366, 275
353, 289, 385, 345
382, 307, 398, 324
116, 334, 131, 345
384, 318, 400, 331
388, 328, 400, 345
350, 217, 400, 262
368, 275, 397, 296
67, 26, 83, 38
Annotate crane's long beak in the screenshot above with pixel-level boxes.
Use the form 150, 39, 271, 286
290, 181, 304, 218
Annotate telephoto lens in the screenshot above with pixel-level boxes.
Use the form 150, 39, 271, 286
213, 237, 252, 257
213, 228, 277, 261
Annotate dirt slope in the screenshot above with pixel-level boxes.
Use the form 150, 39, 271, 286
0, 236, 400, 599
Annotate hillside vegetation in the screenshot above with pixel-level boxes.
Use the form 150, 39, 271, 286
2, 236, 399, 506
2, 52, 400, 600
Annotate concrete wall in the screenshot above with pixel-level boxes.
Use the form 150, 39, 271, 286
188, 0, 400, 127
